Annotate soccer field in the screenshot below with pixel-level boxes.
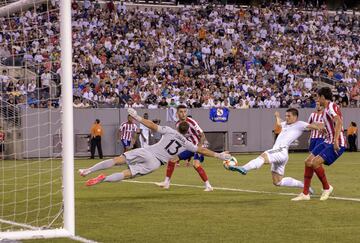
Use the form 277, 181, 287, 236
3, 152, 360, 243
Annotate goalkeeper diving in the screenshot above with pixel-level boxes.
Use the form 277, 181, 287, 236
79, 108, 231, 186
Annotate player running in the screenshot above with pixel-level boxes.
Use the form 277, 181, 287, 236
155, 105, 213, 191
228, 108, 323, 192
79, 108, 231, 186
308, 102, 325, 152
292, 87, 346, 201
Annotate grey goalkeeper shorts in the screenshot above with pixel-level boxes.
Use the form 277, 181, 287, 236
123, 148, 162, 177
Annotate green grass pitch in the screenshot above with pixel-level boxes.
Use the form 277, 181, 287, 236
2, 152, 360, 242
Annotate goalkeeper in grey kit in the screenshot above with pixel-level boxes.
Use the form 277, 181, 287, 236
79, 108, 231, 186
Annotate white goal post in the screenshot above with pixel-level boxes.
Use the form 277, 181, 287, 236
0, 0, 75, 240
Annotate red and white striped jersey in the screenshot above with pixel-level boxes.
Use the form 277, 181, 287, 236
323, 102, 346, 146
120, 122, 138, 141
308, 111, 325, 139
176, 117, 203, 145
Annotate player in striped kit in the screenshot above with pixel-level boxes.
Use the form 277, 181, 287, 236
292, 87, 346, 201
156, 105, 213, 191
308, 102, 325, 152
118, 115, 139, 152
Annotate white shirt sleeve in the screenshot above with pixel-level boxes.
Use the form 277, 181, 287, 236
298, 121, 310, 131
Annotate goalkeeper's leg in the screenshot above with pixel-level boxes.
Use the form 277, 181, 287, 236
86, 148, 161, 186
86, 169, 132, 186
79, 155, 126, 177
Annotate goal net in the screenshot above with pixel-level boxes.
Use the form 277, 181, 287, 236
0, 0, 74, 240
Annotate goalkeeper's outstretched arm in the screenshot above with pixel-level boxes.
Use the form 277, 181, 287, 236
127, 108, 159, 131
196, 147, 231, 161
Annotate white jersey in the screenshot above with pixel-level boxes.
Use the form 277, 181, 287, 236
139, 123, 150, 147
147, 126, 198, 163
273, 121, 309, 149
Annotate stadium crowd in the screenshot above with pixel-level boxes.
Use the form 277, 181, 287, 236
0, 0, 359, 109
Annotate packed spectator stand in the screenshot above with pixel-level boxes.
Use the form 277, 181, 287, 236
0, 0, 359, 111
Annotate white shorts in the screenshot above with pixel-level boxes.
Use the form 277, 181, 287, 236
123, 148, 162, 176
264, 146, 289, 176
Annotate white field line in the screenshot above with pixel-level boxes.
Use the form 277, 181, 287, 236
122, 180, 360, 202
0, 220, 99, 243
70, 235, 99, 243
1, 180, 360, 202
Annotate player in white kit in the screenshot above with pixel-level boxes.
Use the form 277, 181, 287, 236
139, 113, 150, 148
228, 108, 323, 192
79, 108, 231, 186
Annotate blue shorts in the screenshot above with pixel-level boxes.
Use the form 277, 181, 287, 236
178, 150, 204, 163
312, 142, 345, 166
121, 139, 131, 148
309, 138, 325, 152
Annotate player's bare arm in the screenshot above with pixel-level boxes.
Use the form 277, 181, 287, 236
199, 132, 207, 146
333, 115, 342, 152
117, 129, 122, 142
128, 108, 159, 131
274, 111, 282, 126
306, 123, 324, 131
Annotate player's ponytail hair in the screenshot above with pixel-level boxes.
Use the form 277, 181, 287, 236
178, 121, 190, 135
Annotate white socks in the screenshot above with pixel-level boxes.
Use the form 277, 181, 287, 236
242, 157, 265, 171
277, 177, 304, 188
164, 177, 170, 184
88, 159, 115, 174
205, 181, 212, 188
104, 172, 125, 182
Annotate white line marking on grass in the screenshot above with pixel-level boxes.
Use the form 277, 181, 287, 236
2, 180, 360, 202
70, 235, 99, 243
123, 180, 360, 202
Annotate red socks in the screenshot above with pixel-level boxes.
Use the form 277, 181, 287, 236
303, 166, 314, 195
314, 165, 330, 190
303, 165, 330, 195
166, 161, 176, 178
167, 161, 209, 183
195, 166, 208, 182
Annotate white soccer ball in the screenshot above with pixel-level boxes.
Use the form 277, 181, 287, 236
223, 156, 238, 170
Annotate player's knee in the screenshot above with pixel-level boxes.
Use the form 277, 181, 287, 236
260, 153, 269, 163
305, 159, 312, 167
113, 156, 124, 165
193, 160, 201, 168
169, 157, 179, 163
304, 158, 313, 167
311, 156, 323, 168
